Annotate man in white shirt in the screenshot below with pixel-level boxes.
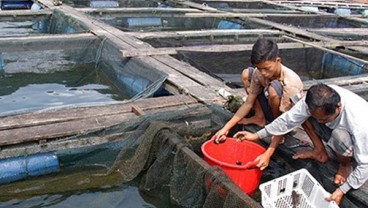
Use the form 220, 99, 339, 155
233, 83, 368, 205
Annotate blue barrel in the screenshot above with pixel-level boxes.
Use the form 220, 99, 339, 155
0, 53, 4, 71
0, 152, 60, 184
119, 76, 150, 95
127, 17, 162, 27
1, 1, 33, 10
217, 20, 244, 29
90, 0, 119, 8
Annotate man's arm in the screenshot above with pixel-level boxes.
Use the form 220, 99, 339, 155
257, 98, 310, 139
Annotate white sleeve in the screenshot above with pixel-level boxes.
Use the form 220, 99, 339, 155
340, 128, 368, 193
257, 98, 310, 139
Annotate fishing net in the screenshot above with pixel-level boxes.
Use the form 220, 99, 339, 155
0, 104, 262, 207
0, 14, 167, 116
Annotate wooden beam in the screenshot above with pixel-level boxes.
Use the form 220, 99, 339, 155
0, 33, 98, 52
125, 29, 284, 39
0, 10, 52, 21
307, 28, 368, 36
274, 1, 368, 9
0, 102, 205, 147
0, 95, 197, 130
184, 12, 335, 18
284, 35, 368, 65
77, 7, 200, 13
121, 42, 311, 57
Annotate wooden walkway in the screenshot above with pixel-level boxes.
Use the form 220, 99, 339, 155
0, 0, 368, 206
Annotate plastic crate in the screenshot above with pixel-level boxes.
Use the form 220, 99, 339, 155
259, 168, 339, 208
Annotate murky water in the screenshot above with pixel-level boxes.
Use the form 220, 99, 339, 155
0, 65, 129, 115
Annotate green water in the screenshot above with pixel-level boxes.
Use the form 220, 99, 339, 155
0, 170, 169, 208
0, 65, 129, 115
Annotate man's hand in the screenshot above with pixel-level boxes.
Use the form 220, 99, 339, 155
325, 188, 344, 205
254, 152, 271, 170
233, 131, 259, 141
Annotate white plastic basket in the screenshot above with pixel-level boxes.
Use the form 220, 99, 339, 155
259, 168, 339, 208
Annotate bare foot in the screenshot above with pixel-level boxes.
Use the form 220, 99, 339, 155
334, 164, 352, 185
238, 116, 266, 128
292, 149, 329, 163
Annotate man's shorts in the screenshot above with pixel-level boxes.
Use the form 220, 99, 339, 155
309, 117, 353, 157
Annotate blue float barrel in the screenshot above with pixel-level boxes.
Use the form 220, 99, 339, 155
0, 152, 60, 184
127, 18, 162, 27
217, 20, 244, 29
0, 53, 4, 71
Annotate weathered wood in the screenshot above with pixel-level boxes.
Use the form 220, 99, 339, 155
126, 29, 284, 39
0, 95, 197, 130
131, 105, 145, 116
184, 12, 335, 18
0, 130, 141, 159
153, 55, 225, 87
308, 28, 368, 36
284, 35, 368, 65
121, 42, 311, 57
303, 74, 368, 89
0, 10, 52, 21
77, 7, 200, 14
0, 113, 137, 146
274, 1, 368, 9
0, 102, 206, 147
247, 17, 334, 42
0, 33, 98, 52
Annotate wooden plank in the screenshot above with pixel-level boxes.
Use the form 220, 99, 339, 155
126, 29, 284, 39
0, 33, 98, 52
0, 103, 207, 147
153, 55, 225, 87
247, 17, 334, 42
184, 12, 335, 18
0, 10, 52, 21
0, 113, 137, 146
274, 1, 368, 9
303, 74, 368, 89
77, 7, 200, 14
346, 46, 368, 54
0, 95, 197, 130
284, 35, 368, 65
121, 42, 311, 57
308, 28, 368, 36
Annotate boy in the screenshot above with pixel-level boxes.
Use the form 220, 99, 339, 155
215, 38, 328, 164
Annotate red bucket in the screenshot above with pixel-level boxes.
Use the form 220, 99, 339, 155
201, 136, 266, 195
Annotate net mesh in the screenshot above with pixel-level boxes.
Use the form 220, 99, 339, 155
0, 104, 262, 207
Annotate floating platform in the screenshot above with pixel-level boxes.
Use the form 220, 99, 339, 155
0, 0, 368, 207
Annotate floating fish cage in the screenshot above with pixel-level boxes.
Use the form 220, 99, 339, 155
193, 0, 292, 10
0, 0, 33, 10
85, 10, 268, 32
0, 10, 87, 37
166, 39, 368, 88
138, 30, 287, 47
1, 1, 368, 208
0, 13, 168, 115
64, 0, 177, 8
261, 15, 368, 29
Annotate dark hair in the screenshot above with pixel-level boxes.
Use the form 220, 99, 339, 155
306, 83, 341, 115
250, 38, 279, 65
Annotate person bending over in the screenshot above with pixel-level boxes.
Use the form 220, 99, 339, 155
234, 83, 368, 205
